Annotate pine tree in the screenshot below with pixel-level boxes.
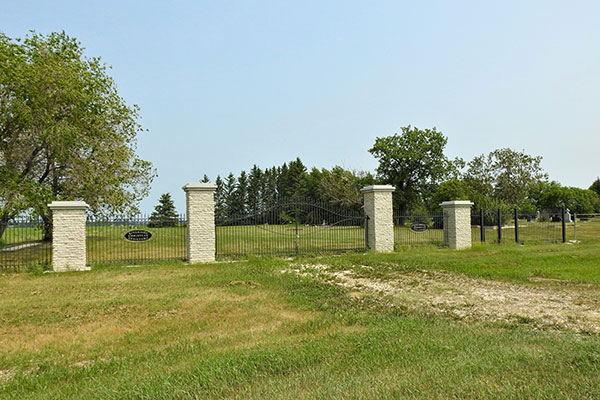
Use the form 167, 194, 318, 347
262, 167, 278, 210
247, 165, 263, 215
201, 174, 210, 183
287, 157, 309, 198
148, 193, 178, 227
277, 164, 289, 198
231, 171, 248, 215
214, 175, 225, 220
224, 173, 237, 217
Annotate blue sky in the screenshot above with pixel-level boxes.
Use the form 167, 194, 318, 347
2, 1, 599, 213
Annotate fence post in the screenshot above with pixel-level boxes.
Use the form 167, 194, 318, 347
561, 206, 567, 243
48, 201, 89, 272
440, 201, 474, 250
480, 208, 485, 242
514, 208, 519, 244
360, 185, 395, 252
497, 208, 502, 243
182, 183, 217, 263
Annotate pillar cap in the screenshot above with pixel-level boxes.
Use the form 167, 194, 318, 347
48, 201, 89, 210
360, 185, 395, 193
182, 182, 217, 192
440, 200, 473, 208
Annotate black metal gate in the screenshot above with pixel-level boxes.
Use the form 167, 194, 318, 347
215, 198, 368, 258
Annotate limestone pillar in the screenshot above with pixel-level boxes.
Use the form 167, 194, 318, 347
361, 185, 395, 252
48, 201, 89, 272
182, 183, 217, 263
440, 200, 474, 250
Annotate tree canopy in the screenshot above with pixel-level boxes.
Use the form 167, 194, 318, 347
529, 182, 600, 214
368, 126, 463, 213
0, 31, 154, 238
464, 148, 547, 208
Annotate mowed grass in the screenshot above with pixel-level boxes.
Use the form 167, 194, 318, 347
2, 239, 600, 399
86, 225, 186, 264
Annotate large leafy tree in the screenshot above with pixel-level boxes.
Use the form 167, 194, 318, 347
0, 31, 154, 239
464, 148, 547, 207
369, 126, 463, 213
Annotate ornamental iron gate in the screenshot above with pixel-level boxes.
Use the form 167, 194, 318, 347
215, 198, 368, 258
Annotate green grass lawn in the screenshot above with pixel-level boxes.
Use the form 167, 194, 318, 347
1, 237, 600, 399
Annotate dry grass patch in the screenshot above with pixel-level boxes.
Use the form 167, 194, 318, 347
288, 263, 600, 333
0, 265, 325, 371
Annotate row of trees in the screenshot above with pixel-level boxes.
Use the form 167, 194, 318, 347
370, 126, 600, 214
205, 127, 600, 219
207, 158, 375, 219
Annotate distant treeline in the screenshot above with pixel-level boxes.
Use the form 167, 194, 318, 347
205, 158, 375, 219
199, 127, 600, 220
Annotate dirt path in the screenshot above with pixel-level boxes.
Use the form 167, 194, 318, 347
286, 264, 600, 334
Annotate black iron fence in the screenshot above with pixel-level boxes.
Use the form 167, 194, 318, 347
216, 198, 368, 258
394, 212, 444, 248
86, 214, 187, 264
471, 208, 565, 244
0, 217, 52, 271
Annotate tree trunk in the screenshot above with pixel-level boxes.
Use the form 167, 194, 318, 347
41, 213, 52, 242
0, 213, 9, 242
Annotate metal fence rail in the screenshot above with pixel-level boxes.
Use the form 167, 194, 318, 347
216, 198, 367, 258
394, 213, 444, 248
471, 208, 565, 244
0, 217, 51, 270
86, 214, 187, 264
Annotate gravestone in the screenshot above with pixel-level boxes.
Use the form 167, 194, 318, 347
565, 209, 572, 223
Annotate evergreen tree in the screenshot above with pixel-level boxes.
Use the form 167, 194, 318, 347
231, 171, 248, 215
214, 175, 225, 220
148, 193, 178, 227
224, 173, 237, 217
247, 165, 263, 215
277, 164, 289, 198
286, 157, 309, 198
201, 174, 210, 183
263, 167, 278, 209
590, 178, 600, 197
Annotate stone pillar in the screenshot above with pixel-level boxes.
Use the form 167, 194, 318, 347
440, 200, 474, 250
182, 183, 217, 263
361, 185, 395, 252
48, 201, 89, 272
